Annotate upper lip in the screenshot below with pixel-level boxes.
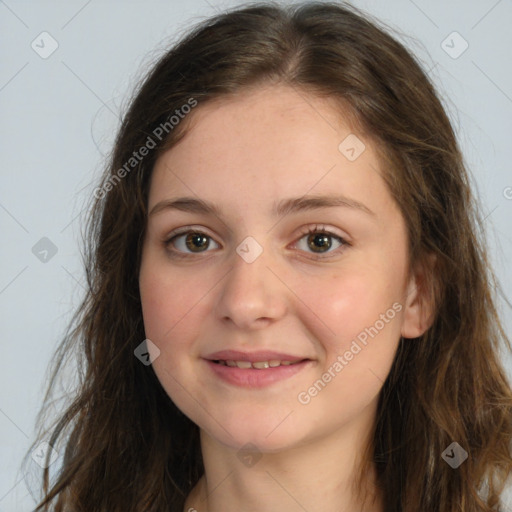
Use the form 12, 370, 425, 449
204, 350, 310, 362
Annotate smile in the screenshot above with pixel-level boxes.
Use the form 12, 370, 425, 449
213, 359, 302, 369
205, 358, 312, 388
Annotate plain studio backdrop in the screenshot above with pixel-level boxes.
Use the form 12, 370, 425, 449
0, 0, 511, 509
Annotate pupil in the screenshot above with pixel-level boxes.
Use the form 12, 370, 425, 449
308, 233, 331, 253
186, 233, 209, 252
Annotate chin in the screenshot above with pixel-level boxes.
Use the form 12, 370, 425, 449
199, 409, 308, 454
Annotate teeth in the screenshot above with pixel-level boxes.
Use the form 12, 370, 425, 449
253, 361, 270, 369
219, 359, 300, 369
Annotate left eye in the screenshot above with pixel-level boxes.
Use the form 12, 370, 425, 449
294, 230, 346, 254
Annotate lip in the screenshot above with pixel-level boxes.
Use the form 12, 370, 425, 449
204, 349, 306, 363
203, 350, 313, 388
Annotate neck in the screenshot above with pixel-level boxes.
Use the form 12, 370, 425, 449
184, 413, 383, 512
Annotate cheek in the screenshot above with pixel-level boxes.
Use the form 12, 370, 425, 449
293, 265, 405, 353
293, 272, 404, 423
139, 257, 211, 353
139, 262, 211, 403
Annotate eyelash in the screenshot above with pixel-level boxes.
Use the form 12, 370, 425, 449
164, 225, 349, 260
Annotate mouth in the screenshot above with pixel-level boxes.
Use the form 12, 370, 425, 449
204, 351, 313, 388
211, 358, 306, 369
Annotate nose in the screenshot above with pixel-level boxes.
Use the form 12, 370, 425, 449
215, 244, 288, 330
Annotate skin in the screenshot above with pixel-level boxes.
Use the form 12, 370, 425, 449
138, 83, 432, 512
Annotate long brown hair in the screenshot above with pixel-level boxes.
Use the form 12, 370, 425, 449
25, 2, 512, 510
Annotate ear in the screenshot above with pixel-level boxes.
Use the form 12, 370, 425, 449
400, 254, 437, 339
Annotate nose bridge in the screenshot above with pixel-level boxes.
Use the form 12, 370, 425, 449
215, 237, 287, 327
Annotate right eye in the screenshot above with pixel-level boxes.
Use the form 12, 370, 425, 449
165, 230, 221, 255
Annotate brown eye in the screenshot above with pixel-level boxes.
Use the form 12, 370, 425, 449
294, 227, 347, 257
307, 233, 332, 253
166, 230, 220, 255
185, 232, 210, 252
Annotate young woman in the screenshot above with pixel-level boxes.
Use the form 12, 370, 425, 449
27, 2, 512, 511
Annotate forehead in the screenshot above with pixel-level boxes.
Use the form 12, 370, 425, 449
167, 84, 361, 161
149, 84, 390, 213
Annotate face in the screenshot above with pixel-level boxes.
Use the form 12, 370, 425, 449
139, 84, 424, 452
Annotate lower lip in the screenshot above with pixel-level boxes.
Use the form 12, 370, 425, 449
205, 360, 312, 388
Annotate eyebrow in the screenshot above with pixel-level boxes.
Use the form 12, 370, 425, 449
149, 194, 375, 219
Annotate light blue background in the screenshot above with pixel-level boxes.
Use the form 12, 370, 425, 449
1, 0, 511, 509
